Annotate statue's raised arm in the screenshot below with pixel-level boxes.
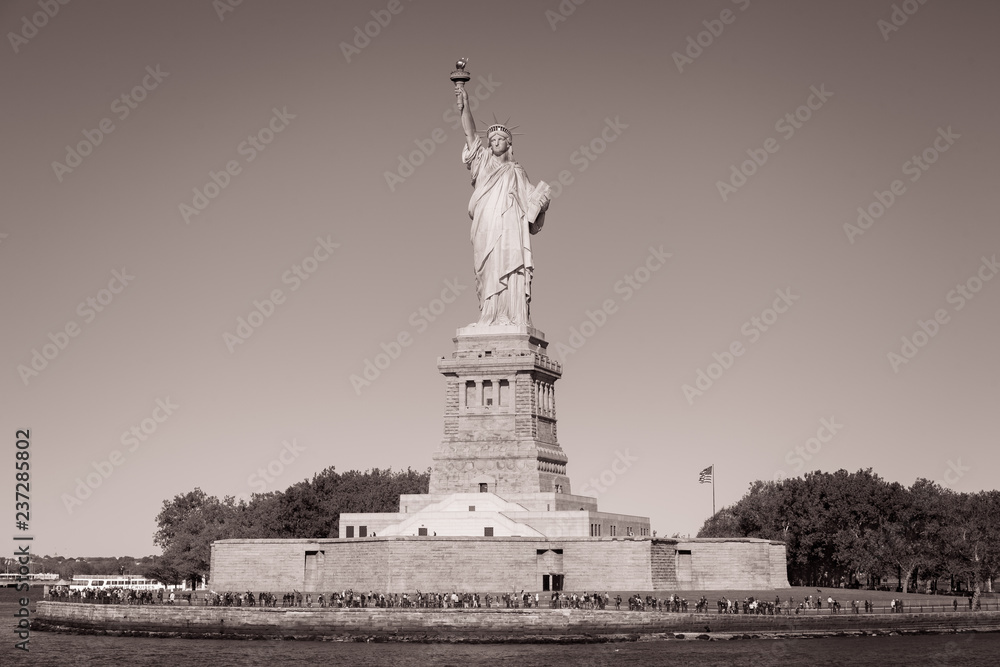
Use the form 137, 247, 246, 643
456, 86, 477, 150
451, 58, 477, 150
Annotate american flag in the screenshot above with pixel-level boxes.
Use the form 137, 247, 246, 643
698, 465, 713, 484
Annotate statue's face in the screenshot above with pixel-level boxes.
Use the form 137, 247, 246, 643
489, 134, 510, 156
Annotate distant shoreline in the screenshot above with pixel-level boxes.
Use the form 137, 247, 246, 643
34, 602, 1000, 643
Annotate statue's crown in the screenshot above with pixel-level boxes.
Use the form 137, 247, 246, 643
486, 124, 512, 140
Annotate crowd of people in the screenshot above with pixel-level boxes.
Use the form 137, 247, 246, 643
196, 590, 796, 614
45, 586, 985, 614
46, 586, 190, 605
208, 591, 279, 607
739, 594, 899, 615
706, 594, 884, 615
209, 590, 543, 609
199, 590, 696, 611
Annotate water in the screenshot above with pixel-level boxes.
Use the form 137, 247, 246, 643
7, 632, 999, 666
6, 593, 998, 666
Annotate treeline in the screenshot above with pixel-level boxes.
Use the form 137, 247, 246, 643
146, 466, 429, 588
698, 469, 999, 596
22, 555, 158, 580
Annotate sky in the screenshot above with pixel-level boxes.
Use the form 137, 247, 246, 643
1, 0, 998, 558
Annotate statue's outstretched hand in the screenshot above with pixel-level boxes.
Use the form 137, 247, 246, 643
456, 87, 468, 112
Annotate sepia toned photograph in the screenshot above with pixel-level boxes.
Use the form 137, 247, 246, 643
2, 1, 998, 665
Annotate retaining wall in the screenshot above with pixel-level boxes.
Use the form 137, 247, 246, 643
35, 602, 1000, 639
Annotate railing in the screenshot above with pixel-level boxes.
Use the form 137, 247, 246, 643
46, 594, 998, 614
772, 602, 996, 615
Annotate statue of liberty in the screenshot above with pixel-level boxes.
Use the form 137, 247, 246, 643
453, 62, 550, 327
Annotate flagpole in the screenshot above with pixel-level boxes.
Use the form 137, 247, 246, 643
712, 463, 716, 517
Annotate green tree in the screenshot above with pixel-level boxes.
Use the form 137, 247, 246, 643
141, 557, 184, 587
151, 467, 431, 587
694, 468, 957, 589
153, 490, 248, 588
943, 490, 1000, 601
243, 466, 430, 538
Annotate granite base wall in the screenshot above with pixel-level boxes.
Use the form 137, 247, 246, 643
209, 540, 308, 592
211, 537, 790, 593
562, 539, 653, 591
676, 539, 786, 590
35, 602, 1000, 639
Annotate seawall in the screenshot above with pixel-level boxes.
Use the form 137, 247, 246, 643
35, 602, 1000, 641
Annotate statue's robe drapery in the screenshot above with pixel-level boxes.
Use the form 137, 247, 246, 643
462, 136, 546, 325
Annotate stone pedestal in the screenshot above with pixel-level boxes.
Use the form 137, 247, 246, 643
430, 325, 571, 495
